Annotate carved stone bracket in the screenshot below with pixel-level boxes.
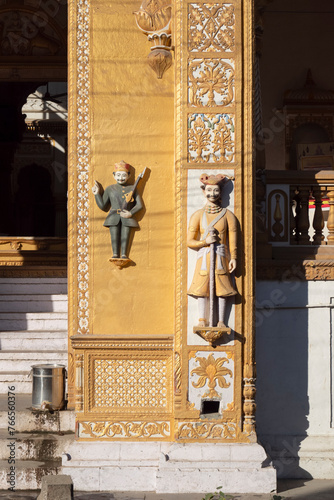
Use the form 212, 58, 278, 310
193, 326, 231, 346
134, 0, 172, 79
109, 257, 131, 269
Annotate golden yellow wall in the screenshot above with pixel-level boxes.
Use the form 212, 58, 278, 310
90, 0, 175, 335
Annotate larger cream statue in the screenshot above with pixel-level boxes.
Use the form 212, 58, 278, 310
187, 173, 238, 329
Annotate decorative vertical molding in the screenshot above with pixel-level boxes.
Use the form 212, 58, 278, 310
75, 353, 84, 412
174, 351, 182, 409
242, 0, 255, 435
75, 0, 91, 335
174, 0, 185, 413
68, 0, 91, 406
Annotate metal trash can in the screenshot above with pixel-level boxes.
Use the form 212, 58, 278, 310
32, 364, 66, 410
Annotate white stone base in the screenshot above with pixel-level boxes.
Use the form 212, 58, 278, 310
61, 441, 276, 494
260, 434, 334, 479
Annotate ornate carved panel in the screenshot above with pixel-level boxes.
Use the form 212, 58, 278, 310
91, 357, 170, 412
188, 3, 235, 53
188, 113, 235, 163
188, 58, 235, 107
189, 351, 234, 410
71, 334, 173, 438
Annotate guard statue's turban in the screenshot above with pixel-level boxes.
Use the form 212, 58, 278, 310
199, 173, 227, 185
114, 160, 130, 173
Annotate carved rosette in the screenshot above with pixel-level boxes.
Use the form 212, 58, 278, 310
134, 0, 172, 79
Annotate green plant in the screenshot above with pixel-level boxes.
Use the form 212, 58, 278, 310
271, 496, 284, 500
202, 486, 234, 500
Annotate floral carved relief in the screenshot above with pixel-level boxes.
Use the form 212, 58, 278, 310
191, 353, 232, 398
189, 59, 234, 107
188, 3, 235, 53
80, 420, 170, 439
177, 421, 249, 441
188, 113, 235, 163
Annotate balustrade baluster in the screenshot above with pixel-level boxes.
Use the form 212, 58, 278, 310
326, 187, 334, 244
312, 186, 324, 245
290, 186, 297, 244
297, 186, 310, 244
272, 193, 283, 241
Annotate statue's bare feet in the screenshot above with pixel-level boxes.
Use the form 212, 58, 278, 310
217, 321, 226, 328
198, 319, 206, 327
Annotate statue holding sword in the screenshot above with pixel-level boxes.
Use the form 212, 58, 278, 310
187, 173, 237, 329
92, 160, 146, 262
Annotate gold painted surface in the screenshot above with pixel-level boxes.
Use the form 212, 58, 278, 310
90, 0, 175, 337
68, 0, 175, 408
68, 0, 255, 440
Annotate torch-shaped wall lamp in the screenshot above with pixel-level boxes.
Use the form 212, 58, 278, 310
134, 0, 172, 79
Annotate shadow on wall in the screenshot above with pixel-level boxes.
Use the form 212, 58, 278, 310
256, 276, 310, 479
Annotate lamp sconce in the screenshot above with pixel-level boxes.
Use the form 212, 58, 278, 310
134, 0, 172, 79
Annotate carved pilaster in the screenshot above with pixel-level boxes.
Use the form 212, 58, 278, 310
174, 351, 182, 409
243, 364, 256, 434
74, 353, 84, 412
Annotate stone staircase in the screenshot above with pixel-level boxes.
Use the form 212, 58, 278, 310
0, 394, 75, 490
0, 278, 73, 490
0, 278, 68, 393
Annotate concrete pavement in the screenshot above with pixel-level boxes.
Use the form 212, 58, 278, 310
0, 480, 334, 500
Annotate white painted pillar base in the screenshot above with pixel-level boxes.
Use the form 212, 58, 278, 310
61, 441, 276, 493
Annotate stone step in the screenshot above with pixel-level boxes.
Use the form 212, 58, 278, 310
0, 412, 75, 435
0, 279, 67, 295
0, 331, 68, 351
0, 371, 32, 393
0, 459, 62, 490
0, 351, 67, 372
0, 278, 67, 284
0, 394, 75, 433
0, 431, 74, 461
0, 295, 68, 313
0, 312, 68, 331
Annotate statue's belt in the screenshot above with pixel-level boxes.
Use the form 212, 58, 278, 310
108, 209, 123, 215
197, 244, 227, 272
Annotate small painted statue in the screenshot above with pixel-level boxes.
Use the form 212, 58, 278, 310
187, 173, 238, 327
92, 161, 143, 260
